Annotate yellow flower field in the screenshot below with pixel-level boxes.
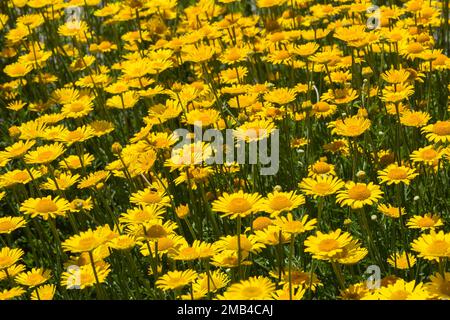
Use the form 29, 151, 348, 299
0, 0, 450, 300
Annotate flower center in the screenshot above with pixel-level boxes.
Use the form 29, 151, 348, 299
69, 102, 85, 112
390, 290, 409, 300
318, 239, 340, 252
433, 122, 450, 136
35, 199, 58, 213
0, 221, 14, 231
145, 225, 167, 239
38, 150, 55, 160
227, 197, 252, 213
313, 162, 331, 174
439, 282, 450, 296
315, 102, 330, 112
348, 185, 371, 200
428, 240, 450, 255
241, 286, 263, 298
142, 191, 162, 204
269, 195, 292, 211
417, 216, 436, 227
13, 171, 30, 181
312, 182, 332, 194
387, 168, 408, 180
421, 149, 438, 160
78, 236, 97, 250
407, 43, 423, 54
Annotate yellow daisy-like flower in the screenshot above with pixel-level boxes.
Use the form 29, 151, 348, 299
24, 142, 66, 164
299, 175, 345, 198
212, 191, 262, 219
129, 187, 171, 207
263, 87, 297, 105
20, 196, 70, 220
31, 284, 56, 300
400, 110, 431, 127
377, 204, 406, 218
233, 119, 276, 142
304, 229, 353, 261
410, 145, 444, 165
192, 270, 230, 293
61, 264, 111, 290
377, 164, 418, 185
307, 159, 336, 177
272, 213, 317, 234
258, 191, 305, 217
422, 120, 450, 143
411, 230, 450, 261
336, 182, 383, 209
15, 268, 51, 287
62, 228, 108, 253
340, 282, 370, 300
426, 273, 450, 300
363, 279, 430, 300
407, 214, 444, 231
387, 252, 416, 270
0, 287, 25, 300
40, 172, 80, 191
156, 269, 198, 291
0, 216, 27, 234
269, 268, 322, 291
1, 140, 35, 159
0, 247, 24, 270
217, 276, 275, 300
329, 116, 371, 138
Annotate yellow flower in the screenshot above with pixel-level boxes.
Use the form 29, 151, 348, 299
24, 142, 66, 164
264, 88, 297, 105
15, 268, 51, 287
363, 279, 431, 300
234, 119, 276, 142
61, 264, 111, 289
387, 252, 416, 270
272, 213, 316, 234
422, 120, 450, 143
0, 287, 25, 300
217, 276, 275, 300
426, 273, 450, 300
378, 164, 418, 185
31, 284, 56, 300
20, 196, 70, 220
258, 191, 305, 217
407, 214, 444, 231
4, 62, 33, 78
410, 145, 444, 165
329, 116, 371, 137
62, 228, 109, 253
411, 230, 450, 261
336, 182, 383, 209
156, 269, 198, 291
0, 247, 24, 270
304, 229, 353, 261
212, 191, 262, 219
299, 175, 345, 198
0, 216, 27, 234
377, 204, 406, 218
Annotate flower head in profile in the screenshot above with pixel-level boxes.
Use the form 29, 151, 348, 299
156, 269, 198, 291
